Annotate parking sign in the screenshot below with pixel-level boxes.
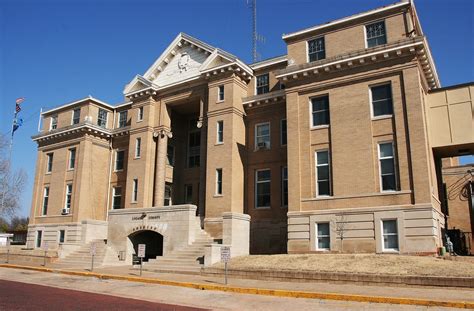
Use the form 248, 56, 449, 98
220, 246, 231, 262
138, 244, 146, 258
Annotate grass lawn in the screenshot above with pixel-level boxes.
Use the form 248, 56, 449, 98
214, 254, 474, 278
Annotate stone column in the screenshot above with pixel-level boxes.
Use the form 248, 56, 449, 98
153, 129, 170, 206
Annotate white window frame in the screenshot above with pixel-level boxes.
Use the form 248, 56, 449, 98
112, 186, 122, 209
255, 73, 270, 95
306, 36, 326, 63
118, 111, 127, 128
315, 222, 330, 251
377, 141, 398, 192
281, 166, 288, 207
46, 153, 53, 173
315, 150, 331, 197
114, 149, 125, 171
132, 179, 138, 203
135, 137, 141, 159
365, 20, 387, 48
137, 106, 144, 122
216, 120, 224, 144
309, 95, 330, 129
72, 108, 80, 125
42, 186, 49, 216
215, 168, 223, 196
369, 82, 393, 119
50, 115, 58, 130
218, 85, 225, 102
97, 109, 108, 128
381, 219, 399, 252
280, 119, 287, 146
255, 122, 271, 151
68, 148, 76, 170
255, 168, 271, 209
164, 183, 172, 206
64, 184, 73, 213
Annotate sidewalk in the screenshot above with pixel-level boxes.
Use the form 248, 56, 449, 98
1, 259, 474, 309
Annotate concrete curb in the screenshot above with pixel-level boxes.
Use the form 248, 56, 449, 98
1, 264, 474, 309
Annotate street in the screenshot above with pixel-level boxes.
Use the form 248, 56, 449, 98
0, 268, 461, 310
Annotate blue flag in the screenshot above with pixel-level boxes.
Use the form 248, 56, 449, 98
12, 118, 23, 136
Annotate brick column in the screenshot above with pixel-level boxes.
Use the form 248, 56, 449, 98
153, 129, 169, 206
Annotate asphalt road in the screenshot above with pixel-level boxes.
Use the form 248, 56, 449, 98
0, 279, 208, 311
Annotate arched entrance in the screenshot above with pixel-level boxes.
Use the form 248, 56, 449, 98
128, 230, 163, 262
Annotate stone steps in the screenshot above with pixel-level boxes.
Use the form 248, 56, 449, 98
54, 240, 112, 268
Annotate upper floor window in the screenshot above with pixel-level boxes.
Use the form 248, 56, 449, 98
256, 74, 269, 95
255, 169, 271, 208
316, 150, 331, 196
311, 95, 330, 127
97, 109, 108, 128
118, 111, 127, 128
308, 37, 325, 62
63, 184, 72, 214
112, 187, 122, 209
135, 137, 141, 158
280, 119, 287, 146
42, 187, 49, 216
167, 145, 175, 166
50, 115, 58, 130
378, 142, 397, 191
132, 179, 138, 202
216, 120, 224, 144
215, 168, 223, 195
255, 122, 270, 150
46, 153, 53, 173
137, 106, 144, 121
72, 108, 80, 125
184, 184, 193, 204
371, 84, 393, 117
366, 21, 386, 48
281, 167, 288, 207
188, 129, 200, 168
115, 150, 124, 171
68, 148, 76, 170
164, 183, 172, 206
218, 85, 225, 102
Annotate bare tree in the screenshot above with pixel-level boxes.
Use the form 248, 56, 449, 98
0, 135, 27, 218
9, 216, 29, 231
335, 213, 348, 253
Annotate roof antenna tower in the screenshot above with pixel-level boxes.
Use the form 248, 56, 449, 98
247, 0, 265, 62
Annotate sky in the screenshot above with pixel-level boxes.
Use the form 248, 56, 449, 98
0, 0, 473, 218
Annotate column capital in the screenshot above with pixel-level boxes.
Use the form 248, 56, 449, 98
153, 127, 172, 139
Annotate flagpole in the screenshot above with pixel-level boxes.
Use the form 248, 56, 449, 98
1, 107, 16, 213
37, 107, 43, 132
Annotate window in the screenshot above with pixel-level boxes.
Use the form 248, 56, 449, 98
97, 109, 108, 128
216, 169, 223, 195
316, 150, 331, 196
308, 37, 325, 62
36, 230, 42, 248
68, 148, 76, 170
255, 122, 270, 150
164, 183, 172, 206
112, 187, 122, 209
187, 129, 200, 168
280, 119, 287, 146
366, 21, 387, 48
371, 84, 393, 117
59, 230, 65, 243
64, 184, 72, 213
42, 187, 49, 216
184, 184, 193, 204
46, 153, 53, 173
255, 169, 271, 208
218, 85, 225, 101
316, 222, 330, 250
118, 111, 127, 128
167, 145, 175, 166
137, 106, 144, 121
50, 115, 58, 130
281, 167, 288, 207
256, 74, 269, 95
378, 142, 397, 191
311, 96, 330, 127
216, 121, 224, 144
115, 150, 124, 171
135, 137, 141, 158
72, 108, 80, 125
132, 179, 138, 202
382, 219, 399, 251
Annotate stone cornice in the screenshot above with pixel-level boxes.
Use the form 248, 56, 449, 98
242, 89, 286, 109
32, 122, 113, 143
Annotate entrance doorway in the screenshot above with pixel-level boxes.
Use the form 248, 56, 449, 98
128, 230, 163, 262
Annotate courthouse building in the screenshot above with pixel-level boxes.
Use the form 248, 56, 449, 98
27, 0, 473, 266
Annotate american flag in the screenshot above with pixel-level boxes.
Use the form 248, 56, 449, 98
15, 97, 25, 113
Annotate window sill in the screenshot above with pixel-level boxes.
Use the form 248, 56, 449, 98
213, 194, 223, 198
216, 100, 225, 104
255, 206, 271, 210
215, 142, 224, 146
382, 249, 399, 254
67, 168, 74, 172
136, 120, 143, 123
254, 148, 271, 152
45, 172, 52, 175
134, 157, 141, 160
371, 115, 393, 121
310, 125, 329, 130
114, 169, 124, 173
130, 201, 138, 204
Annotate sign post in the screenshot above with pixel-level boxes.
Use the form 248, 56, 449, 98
220, 246, 231, 285
42, 242, 49, 267
5, 239, 10, 264
90, 242, 96, 272
137, 244, 146, 276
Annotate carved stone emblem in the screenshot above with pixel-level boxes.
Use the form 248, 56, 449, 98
178, 52, 190, 73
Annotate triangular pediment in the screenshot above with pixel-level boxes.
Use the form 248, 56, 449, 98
199, 49, 235, 72
123, 75, 152, 94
